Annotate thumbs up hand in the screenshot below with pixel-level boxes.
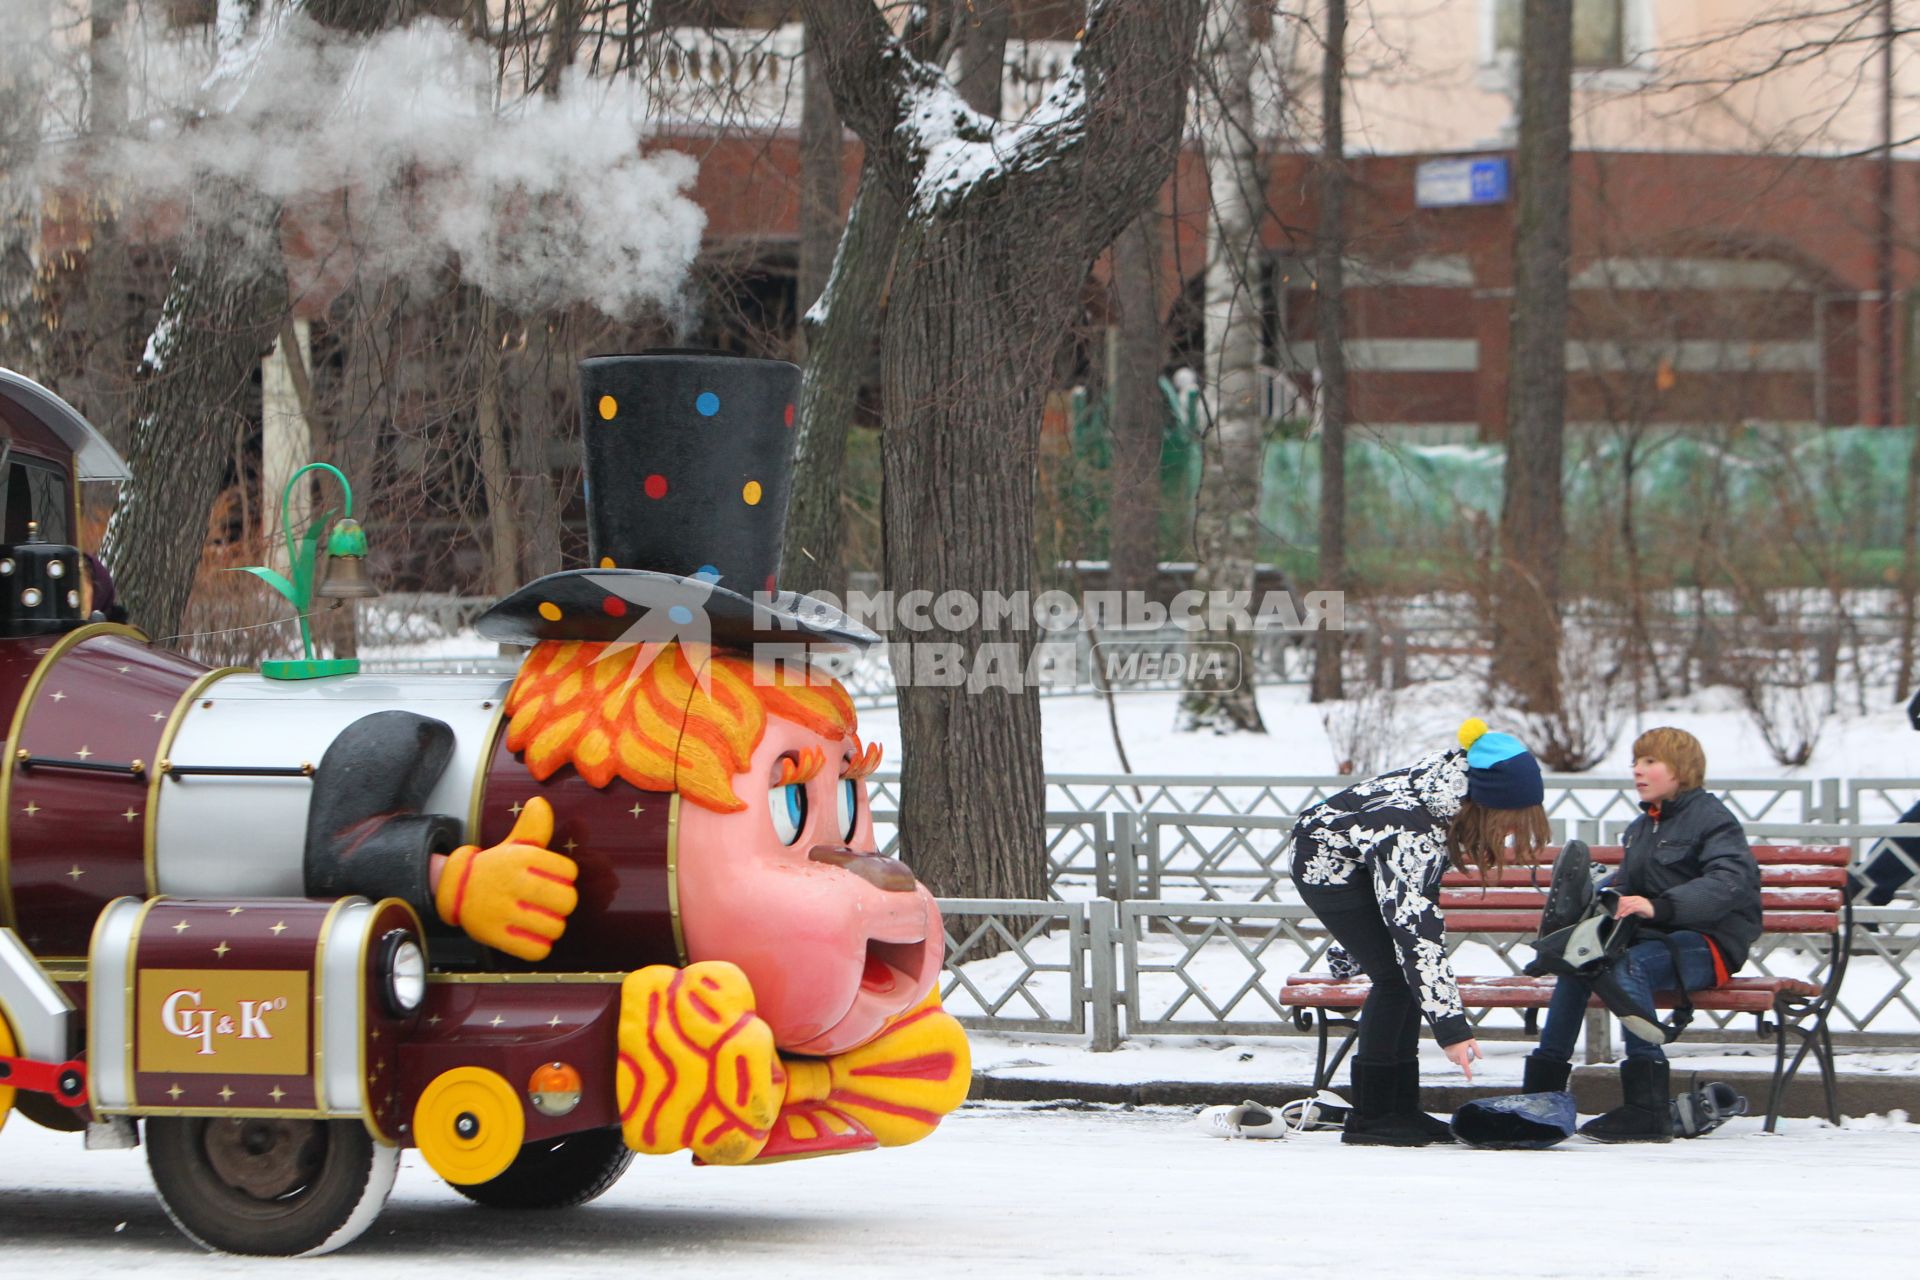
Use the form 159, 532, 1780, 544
434, 797, 579, 962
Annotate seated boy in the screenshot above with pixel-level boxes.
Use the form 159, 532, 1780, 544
1520, 726, 1762, 1143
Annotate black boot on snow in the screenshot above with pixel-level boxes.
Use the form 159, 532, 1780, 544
1522, 1053, 1572, 1094
1580, 1057, 1674, 1144
1342, 1060, 1441, 1147
1394, 1059, 1456, 1142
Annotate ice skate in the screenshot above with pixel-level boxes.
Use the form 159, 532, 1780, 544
1196, 1100, 1289, 1139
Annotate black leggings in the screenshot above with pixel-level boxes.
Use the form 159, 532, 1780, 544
1297, 874, 1421, 1064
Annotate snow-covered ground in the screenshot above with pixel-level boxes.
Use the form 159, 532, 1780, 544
2, 1104, 1913, 1277
964, 1030, 1920, 1088
855, 677, 1920, 788
360, 630, 1920, 785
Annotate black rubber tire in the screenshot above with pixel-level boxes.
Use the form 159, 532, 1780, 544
449, 1126, 635, 1210
146, 1116, 397, 1256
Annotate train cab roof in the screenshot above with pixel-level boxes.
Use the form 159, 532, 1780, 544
0, 368, 131, 482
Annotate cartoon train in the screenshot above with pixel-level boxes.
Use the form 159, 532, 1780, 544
0, 354, 968, 1255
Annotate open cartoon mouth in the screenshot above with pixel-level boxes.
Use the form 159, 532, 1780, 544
861, 935, 929, 994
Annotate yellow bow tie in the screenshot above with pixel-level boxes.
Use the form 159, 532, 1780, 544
777, 990, 973, 1151
615, 964, 970, 1166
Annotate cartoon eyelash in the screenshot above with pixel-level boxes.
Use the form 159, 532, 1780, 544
841, 738, 884, 780
775, 747, 826, 787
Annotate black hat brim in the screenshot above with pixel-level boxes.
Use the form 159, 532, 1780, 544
473, 569, 880, 651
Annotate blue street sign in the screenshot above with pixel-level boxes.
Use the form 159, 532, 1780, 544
1415, 156, 1511, 208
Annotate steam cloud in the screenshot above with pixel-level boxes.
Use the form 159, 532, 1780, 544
24, 9, 706, 320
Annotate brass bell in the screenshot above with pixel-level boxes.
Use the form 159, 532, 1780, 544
316, 517, 379, 601
316, 554, 378, 600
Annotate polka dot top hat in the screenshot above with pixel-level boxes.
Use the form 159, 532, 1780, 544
474, 351, 878, 651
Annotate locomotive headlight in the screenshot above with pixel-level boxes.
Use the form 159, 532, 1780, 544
46, 560, 63, 578
378, 930, 427, 1016
528, 1062, 583, 1117
21, 587, 40, 607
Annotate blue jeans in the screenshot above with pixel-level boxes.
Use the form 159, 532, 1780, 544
1536, 931, 1720, 1064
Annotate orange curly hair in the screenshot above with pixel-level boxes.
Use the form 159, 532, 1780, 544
503, 640, 873, 812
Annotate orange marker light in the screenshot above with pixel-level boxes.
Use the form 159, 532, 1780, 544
528, 1061, 583, 1117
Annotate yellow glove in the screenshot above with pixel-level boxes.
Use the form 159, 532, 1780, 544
435, 797, 579, 962
615, 961, 784, 1165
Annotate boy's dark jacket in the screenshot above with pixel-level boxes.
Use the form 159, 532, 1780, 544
1616, 787, 1764, 970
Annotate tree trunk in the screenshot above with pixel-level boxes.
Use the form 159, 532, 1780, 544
1179, 0, 1267, 734
954, 0, 1012, 118
512, 316, 564, 580
802, 0, 1204, 900
100, 185, 290, 639
881, 224, 1069, 900
102, 0, 400, 640
1106, 209, 1166, 599
781, 167, 901, 598
1310, 0, 1348, 704
0, 0, 51, 373
1493, 0, 1572, 711
797, 25, 843, 331
1883, 0, 1920, 702
71, 0, 137, 454
475, 296, 519, 595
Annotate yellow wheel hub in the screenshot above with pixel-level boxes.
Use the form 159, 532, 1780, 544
412, 1067, 524, 1186
0, 1006, 16, 1138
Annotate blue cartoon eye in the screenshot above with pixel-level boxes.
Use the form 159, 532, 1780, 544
837, 778, 859, 841
771, 782, 808, 846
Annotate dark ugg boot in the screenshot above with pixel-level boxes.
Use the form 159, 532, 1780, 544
1522, 1053, 1572, 1094
1579, 1057, 1674, 1144
1394, 1059, 1455, 1142
1342, 1060, 1441, 1147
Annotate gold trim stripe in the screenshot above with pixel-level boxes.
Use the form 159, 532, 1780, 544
465, 696, 509, 841
99, 1106, 335, 1120
0, 621, 150, 930
667, 791, 686, 964
142, 666, 248, 895
424, 971, 626, 985
356, 897, 425, 1145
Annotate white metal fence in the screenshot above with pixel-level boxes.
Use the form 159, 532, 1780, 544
929, 772, 1920, 1054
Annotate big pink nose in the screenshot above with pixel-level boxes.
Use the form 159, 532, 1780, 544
806, 844, 917, 892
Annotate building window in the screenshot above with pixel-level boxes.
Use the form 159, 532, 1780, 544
653, 1, 793, 27
164, 0, 218, 28
1494, 0, 1626, 70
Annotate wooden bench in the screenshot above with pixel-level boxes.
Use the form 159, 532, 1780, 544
1279, 844, 1852, 1132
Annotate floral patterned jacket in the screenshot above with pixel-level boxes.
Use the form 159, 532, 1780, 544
1289, 749, 1472, 1047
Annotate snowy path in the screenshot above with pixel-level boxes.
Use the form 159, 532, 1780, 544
1, 1104, 1911, 1278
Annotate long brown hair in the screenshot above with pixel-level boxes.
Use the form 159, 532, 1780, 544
1446, 798, 1552, 882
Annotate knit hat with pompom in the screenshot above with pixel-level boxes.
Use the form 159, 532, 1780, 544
1457, 718, 1544, 810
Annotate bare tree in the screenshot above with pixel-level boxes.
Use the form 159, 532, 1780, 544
102, 0, 407, 639
1105, 208, 1166, 598
1309, 0, 1347, 704
1492, 0, 1572, 712
783, 4, 1010, 600
0, 0, 52, 374
801, 0, 1205, 899
796, 17, 844, 330
1179, 0, 1267, 734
